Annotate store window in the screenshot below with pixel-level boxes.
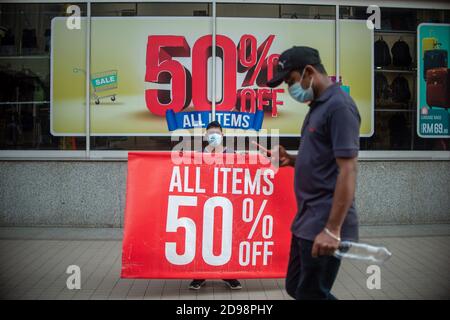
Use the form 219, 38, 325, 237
0, 2, 87, 150
89, 2, 334, 152
90, 2, 212, 151
215, 3, 336, 152
341, 6, 450, 151
1, 2, 449, 155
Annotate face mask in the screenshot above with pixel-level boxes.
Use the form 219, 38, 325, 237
207, 133, 222, 147
288, 70, 314, 103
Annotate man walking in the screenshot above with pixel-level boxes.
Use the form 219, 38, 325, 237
265, 46, 361, 300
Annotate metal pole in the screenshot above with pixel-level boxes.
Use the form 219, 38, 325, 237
211, 0, 216, 121
335, 4, 340, 84
85, 2, 91, 158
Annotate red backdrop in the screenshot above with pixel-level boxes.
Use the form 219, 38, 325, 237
121, 152, 296, 279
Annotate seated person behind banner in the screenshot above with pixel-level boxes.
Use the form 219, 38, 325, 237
188, 121, 242, 291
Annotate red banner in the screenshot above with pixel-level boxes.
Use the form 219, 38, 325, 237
121, 152, 296, 279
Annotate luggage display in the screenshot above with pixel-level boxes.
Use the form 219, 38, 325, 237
21, 29, 38, 54
375, 73, 391, 100
423, 49, 448, 80
21, 29, 37, 48
391, 38, 412, 67
0, 28, 16, 55
391, 75, 411, 103
44, 29, 51, 52
426, 68, 450, 109
374, 37, 392, 67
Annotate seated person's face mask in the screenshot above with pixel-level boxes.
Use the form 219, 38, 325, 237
288, 68, 314, 103
207, 133, 222, 147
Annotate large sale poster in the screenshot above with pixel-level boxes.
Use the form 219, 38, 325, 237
51, 17, 373, 136
121, 152, 296, 279
417, 23, 450, 138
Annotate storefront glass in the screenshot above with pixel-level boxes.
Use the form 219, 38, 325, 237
341, 6, 450, 150
1, 1, 449, 154
0, 2, 87, 150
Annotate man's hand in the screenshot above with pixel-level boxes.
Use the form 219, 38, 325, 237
275, 145, 293, 167
252, 142, 294, 167
311, 229, 340, 258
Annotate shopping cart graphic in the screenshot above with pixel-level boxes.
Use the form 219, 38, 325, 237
73, 68, 118, 105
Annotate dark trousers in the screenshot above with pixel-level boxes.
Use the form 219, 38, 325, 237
285, 235, 341, 300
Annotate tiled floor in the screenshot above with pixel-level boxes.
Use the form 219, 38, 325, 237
0, 225, 449, 300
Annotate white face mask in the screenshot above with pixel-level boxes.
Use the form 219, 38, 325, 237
207, 133, 222, 147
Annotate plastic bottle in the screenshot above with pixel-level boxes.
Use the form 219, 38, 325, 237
334, 241, 392, 264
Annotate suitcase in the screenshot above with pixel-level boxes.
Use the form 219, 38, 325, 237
426, 68, 450, 109
423, 49, 448, 80
422, 37, 438, 54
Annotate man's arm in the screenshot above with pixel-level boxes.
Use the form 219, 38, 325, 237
325, 157, 357, 235
311, 156, 357, 257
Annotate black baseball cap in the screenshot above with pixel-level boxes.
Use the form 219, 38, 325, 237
266, 46, 321, 88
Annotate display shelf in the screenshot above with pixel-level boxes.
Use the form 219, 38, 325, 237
375, 68, 417, 74
0, 55, 50, 60
375, 30, 417, 35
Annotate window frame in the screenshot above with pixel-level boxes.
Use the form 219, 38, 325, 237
0, 0, 449, 160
